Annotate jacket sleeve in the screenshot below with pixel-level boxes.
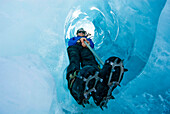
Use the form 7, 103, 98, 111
87, 38, 94, 49
68, 37, 80, 46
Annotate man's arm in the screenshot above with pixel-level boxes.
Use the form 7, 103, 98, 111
80, 37, 94, 48
68, 37, 80, 46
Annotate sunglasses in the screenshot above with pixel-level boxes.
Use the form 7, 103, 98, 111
78, 31, 86, 34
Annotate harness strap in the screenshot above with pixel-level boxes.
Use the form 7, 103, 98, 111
68, 70, 79, 89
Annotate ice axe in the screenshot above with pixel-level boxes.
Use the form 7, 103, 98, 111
84, 41, 104, 65
84, 41, 128, 72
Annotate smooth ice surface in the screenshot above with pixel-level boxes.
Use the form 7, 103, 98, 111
0, 0, 169, 113
0, 55, 57, 114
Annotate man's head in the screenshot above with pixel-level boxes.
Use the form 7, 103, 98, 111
76, 28, 87, 37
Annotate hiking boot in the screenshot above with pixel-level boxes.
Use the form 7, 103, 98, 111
92, 56, 127, 109
99, 57, 126, 86
69, 66, 99, 107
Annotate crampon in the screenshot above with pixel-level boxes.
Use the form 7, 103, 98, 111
69, 57, 128, 110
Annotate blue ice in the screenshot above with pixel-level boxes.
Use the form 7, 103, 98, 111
0, 0, 169, 113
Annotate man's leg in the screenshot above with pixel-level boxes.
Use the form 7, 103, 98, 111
92, 57, 127, 109
66, 45, 81, 81
67, 45, 93, 106
80, 47, 100, 70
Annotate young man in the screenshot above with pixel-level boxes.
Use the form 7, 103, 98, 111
66, 28, 100, 82
66, 28, 100, 104
66, 28, 127, 109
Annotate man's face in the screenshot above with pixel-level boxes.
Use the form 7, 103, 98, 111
77, 31, 86, 37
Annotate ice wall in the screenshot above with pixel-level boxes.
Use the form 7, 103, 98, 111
109, 1, 170, 113
0, 0, 75, 113
64, 0, 167, 86
0, 55, 56, 114
0, 0, 169, 113
64, 0, 169, 113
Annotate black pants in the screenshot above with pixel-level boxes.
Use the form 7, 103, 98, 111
66, 45, 99, 80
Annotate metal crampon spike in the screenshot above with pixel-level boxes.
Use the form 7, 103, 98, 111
82, 102, 85, 107
124, 68, 128, 72
114, 58, 119, 64
99, 97, 109, 110
100, 106, 104, 110
81, 98, 90, 108
110, 95, 115, 99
